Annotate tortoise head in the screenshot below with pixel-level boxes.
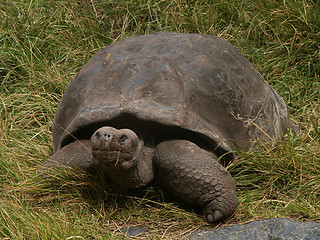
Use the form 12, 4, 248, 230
91, 126, 143, 169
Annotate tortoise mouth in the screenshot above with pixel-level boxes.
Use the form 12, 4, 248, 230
92, 148, 134, 165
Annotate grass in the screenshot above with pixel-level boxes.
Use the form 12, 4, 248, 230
0, 0, 319, 238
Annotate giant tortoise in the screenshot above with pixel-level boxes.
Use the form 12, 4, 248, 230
43, 32, 289, 224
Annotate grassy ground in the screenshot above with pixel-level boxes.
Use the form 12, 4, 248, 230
0, 0, 319, 239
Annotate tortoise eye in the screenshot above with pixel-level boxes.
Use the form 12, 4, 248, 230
119, 134, 127, 143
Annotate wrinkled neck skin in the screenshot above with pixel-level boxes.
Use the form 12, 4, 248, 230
96, 137, 155, 189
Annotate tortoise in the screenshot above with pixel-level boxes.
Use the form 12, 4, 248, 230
43, 32, 289, 224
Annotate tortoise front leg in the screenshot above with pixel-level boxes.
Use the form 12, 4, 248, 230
41, 140, 96, 174
153, 140, 238, 224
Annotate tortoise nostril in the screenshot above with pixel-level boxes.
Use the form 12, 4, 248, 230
103, 133, 112, 140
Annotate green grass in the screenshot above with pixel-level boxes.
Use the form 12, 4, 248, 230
0, 0, 319, 238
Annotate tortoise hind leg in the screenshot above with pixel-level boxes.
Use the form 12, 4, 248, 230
153, 140, 238, 224
41, 140, 96, 175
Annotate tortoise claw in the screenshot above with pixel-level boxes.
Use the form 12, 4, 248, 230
206, 210, 224, 223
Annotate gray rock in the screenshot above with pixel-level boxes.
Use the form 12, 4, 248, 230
119, 225, 149, 237
190, 218, 320, 240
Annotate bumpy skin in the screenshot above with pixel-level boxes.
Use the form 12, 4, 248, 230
154, 140, 238, 223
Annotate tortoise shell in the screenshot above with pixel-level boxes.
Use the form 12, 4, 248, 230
52, 32, 288, 155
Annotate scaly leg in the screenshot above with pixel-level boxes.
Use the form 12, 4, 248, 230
41, 140, 96, 174
154, 139, 238, 224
